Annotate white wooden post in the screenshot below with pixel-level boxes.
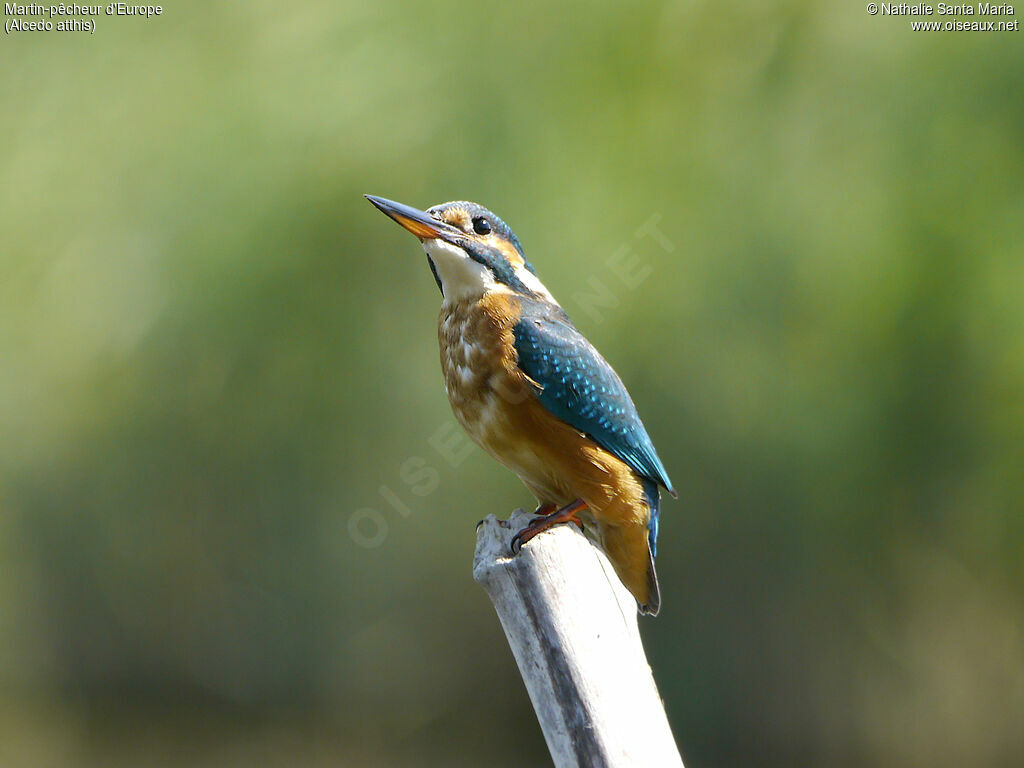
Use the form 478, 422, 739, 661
473, 509, 685, 768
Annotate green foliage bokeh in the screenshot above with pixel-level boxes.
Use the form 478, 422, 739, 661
2, 2, 1022, 766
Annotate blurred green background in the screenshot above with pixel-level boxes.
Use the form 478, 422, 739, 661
2, 1, 1023, 766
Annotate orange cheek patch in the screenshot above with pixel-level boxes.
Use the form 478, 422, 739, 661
493, 238, 525, 270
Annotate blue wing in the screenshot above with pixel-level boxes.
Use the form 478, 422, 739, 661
513, 301, 675, 498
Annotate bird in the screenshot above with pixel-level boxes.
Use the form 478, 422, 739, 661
365, 195, 675, 615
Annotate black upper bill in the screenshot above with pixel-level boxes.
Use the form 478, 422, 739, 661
365, 195, 462, 243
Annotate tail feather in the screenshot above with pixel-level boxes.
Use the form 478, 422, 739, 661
640, 478, 661, 614
594, 478, 664, 615
599, 503, 662, 615
642, 478, 661, 558
643, 548, 661, 616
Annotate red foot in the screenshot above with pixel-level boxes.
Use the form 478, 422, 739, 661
510, 499, 587, 554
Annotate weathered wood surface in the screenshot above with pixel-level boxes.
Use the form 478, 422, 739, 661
473, 509, 685, 768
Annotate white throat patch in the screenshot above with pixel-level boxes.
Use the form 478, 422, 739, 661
423, 238, 510, 303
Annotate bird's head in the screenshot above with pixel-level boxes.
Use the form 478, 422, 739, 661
366, 195, 555, 304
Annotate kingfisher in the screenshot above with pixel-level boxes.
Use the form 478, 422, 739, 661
366, 195, 675, 615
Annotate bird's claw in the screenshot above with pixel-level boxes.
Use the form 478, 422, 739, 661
510, 531, 525, 555
510, 518, 542, 555
509, 500, 587, 556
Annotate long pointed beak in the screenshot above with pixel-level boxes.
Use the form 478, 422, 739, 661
365, 195, 462, 243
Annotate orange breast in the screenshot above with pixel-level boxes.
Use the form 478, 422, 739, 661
437, 295, 647, 519
438, 294, 530, 456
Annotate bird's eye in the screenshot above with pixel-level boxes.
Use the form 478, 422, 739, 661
473, 217, 491, 235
